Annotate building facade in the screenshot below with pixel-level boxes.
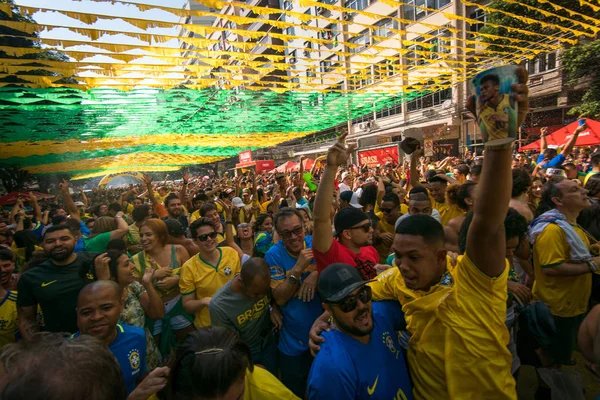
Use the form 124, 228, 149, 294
180, 0, 582, 165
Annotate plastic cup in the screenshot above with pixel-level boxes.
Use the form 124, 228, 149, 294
469, 65, 520, 146
578, 119, 586, 126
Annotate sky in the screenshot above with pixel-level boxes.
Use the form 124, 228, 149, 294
13, 0, 190, 79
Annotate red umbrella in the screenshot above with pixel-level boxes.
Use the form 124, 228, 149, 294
291, 158, 315, 172
0, 191, 54, 206
271, 161, 298, 173
519, 119, 600, 151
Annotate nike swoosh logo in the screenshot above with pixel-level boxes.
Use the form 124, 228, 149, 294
367, 375, 379, 396
41, 280, 57, 287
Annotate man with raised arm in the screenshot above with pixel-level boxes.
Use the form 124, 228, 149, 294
311, 68, 529, 399
312, 132, 380, 280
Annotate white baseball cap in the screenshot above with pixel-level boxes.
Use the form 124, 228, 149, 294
231, 197, 245, 208
339, 190, 363, 209
74, 201, 84, 207
341, 172, 350, 180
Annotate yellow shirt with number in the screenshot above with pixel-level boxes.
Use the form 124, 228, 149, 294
532, 224, 591, 318
431, 199, 465, 227
477, 94, 516, 142
179, 247, 241, 328
369, 255, 515, 400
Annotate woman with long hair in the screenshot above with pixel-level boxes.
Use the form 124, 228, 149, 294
528, 177, 543, 215
253, 213, 274, 258
130, 218, 194, 357
165, 327, 298, 400
94, 249, 164, 371
83, 212, 130, 253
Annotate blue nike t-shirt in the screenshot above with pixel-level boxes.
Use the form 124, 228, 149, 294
307, 301, 413, 400
74, 324, 146, 395
536, 153, 565, 168
264, 235, 323, 357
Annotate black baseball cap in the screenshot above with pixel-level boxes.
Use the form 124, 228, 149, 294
333, 207, 369, 237
318, 263, 372, 303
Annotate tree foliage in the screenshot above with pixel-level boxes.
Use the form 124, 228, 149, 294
480, 0, 600, 117
0, 0, 73, 82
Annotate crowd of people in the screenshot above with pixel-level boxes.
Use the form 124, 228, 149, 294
0, 69, 600, 399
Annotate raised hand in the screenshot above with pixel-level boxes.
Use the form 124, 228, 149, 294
141, 265, 156, 287
59, 179, 69, 193
326, 132, 356, 167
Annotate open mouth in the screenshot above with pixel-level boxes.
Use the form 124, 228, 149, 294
355, 311, 370, 324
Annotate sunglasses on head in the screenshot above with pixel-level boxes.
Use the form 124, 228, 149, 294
278, 226, 303, 240
349, 222, 371, 233
330, 286, 372, 313
238, 223, 251, 228
196, 231, 218, 242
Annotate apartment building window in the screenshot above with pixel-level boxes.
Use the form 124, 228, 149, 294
374, 58, 400, 81
289, 49, 297, 64
372, 17, 396, 43
375, 101, 402, 119
348, 29, 370, 53
285, 26, 296, 36
345, 0, 371, 11
404, 0, 451, 22
406, 87, 452, 112
524, 52, 557, 75
424, 28, 452, 61
469, 9, 486, 34
303, 41, 313, 57
320, 55, 339, 73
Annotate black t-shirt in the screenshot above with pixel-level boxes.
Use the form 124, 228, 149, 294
17, 252, 95, 334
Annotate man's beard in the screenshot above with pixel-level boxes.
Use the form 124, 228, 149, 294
170, 209, 182, 218
335, 308, 373, 338
48, 246, 73, 261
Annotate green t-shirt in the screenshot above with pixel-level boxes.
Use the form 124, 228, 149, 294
83, 232, 112, 253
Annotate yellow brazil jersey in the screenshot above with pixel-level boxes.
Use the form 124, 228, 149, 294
369, 256, 515, 400
244, 366, 299, 400
584, 171, 598, 185
179, 246, 241, 328
532, 224, 591, 318
190, 209, 201, 223
431, 199, 465, 227
0, 291, 17, 349
131, 247, 181, 298
477, 94, 516, 142
374, 203, 409, 234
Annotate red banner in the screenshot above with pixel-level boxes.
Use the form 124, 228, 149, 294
239, 150, 253, 163
357, 145, 399, 167
255, 160, 274, 173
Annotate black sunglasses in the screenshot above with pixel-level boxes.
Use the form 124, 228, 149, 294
331, 286, 372, 313
278, 226, 303, 240
349, 222, 371, 232
380, 207, 396, 214
196, 231, 218, 242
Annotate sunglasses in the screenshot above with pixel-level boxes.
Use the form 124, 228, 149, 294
379, 207, 396, 213
349, 222, 371, 232
196, 231, 218, 242
278, 226, 303, 240
331, 286, 372, 313
238, 223, 251, 228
